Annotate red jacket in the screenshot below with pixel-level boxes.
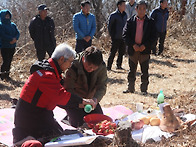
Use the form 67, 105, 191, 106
13, 58, 82, 136
20, 58, 71, 110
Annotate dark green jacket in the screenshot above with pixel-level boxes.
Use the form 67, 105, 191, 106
63, 52, 107, 102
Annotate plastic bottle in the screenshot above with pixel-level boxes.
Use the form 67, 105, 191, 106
84, 104, 93, 113
157, 90, 164, 105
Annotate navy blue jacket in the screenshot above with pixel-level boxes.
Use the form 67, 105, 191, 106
108, 9, 127, 40
123, 15, 156, 56
29, 15, 56, 50
0, 9, 20, 48
151, 7, 169, 33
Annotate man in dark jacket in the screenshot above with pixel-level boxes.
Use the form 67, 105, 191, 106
29, 4, 56, 61
0, 9, 20, 80
107, 0, 127, 70
151, 0, 169, 55
13, 43, 94, 146
63, 46, 107, 127
123, 0, 156, 94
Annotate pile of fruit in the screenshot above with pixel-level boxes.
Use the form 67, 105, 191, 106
92, 120, 117, 136
131, 116, 161, 130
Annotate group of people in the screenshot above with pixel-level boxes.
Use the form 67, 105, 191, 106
107, 0, 169, 94
0, 0, 169, 146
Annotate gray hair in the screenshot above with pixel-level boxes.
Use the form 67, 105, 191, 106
51, 43, 76, 61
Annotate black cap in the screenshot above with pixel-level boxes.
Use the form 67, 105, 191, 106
117, 0, 126, 6
38, 4, 49, 11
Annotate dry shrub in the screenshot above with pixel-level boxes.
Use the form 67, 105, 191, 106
166, 9, 196, 54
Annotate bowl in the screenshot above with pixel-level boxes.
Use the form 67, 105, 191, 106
83, 113, 113, 128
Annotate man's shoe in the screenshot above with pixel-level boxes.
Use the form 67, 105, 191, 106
107, 66, 111, 71
0, 73, 5, 80
152, 52, 157, 56
123, 89, 134, 93
158, 51, 163, 55
5, 76, 12, 81
116, 66, 124, 70
11, 98, 18, 108
141, 91, 148, 95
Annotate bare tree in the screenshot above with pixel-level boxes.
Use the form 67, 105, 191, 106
2, 0, 195, 48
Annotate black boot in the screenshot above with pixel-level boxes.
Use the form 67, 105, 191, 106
0, 72, 6, 80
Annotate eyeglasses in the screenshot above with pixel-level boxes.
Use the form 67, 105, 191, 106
65, 59, 74, 64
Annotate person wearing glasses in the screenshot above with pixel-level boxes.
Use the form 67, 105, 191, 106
13, 43, 94, 146
63, 46, 108, 128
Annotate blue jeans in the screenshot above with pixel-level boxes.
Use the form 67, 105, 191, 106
75, 39, 92, 53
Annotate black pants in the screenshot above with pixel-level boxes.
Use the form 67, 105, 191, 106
107, 39, 125, 69
13, 99, 63, 144
75, 39, 92, 53
128, 52, 150, 92
36, 47, 54, 61
152, 31, 166, 55
0, 47, 15, 79
13, 121, 63, 145
64, 103, 103, 128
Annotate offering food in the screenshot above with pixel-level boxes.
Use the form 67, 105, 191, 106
140, 117, 150, 125
131, 119, 144, 130
150, 117, 161, 126
92, 120, 117, 136
83, 114, 113, 128
160, 104, 181, 132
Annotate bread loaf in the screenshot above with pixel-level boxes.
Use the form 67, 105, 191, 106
140, 117, 150, 125
150, 117, 160, 126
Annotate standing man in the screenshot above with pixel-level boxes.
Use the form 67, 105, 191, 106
63, 46, 107, 127
107, 0, 127, 70
0, 9, 20, 80
151, 0, 169, 55
29, 4, 56, 61
123, 0, 156, 94
125, 0, 137, 20
73, 1, 96, 53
